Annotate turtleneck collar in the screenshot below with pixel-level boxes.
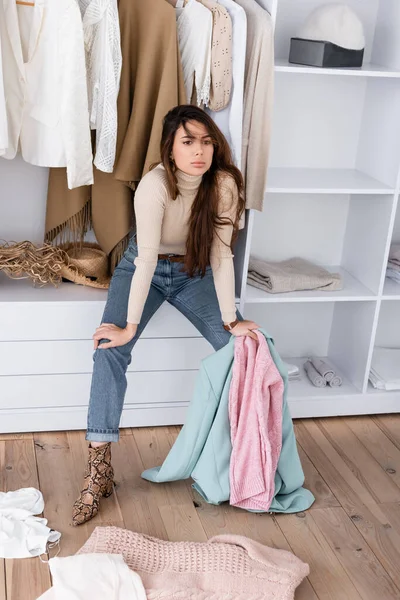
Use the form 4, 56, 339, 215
175, 168, 203, 194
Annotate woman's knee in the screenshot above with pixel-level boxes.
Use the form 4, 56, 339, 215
93, 344, 132, 368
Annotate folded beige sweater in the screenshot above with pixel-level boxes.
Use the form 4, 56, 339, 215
248, 256, 343, 294
78, 526, 309, 599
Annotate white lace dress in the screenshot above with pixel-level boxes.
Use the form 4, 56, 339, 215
175, 0, 212, 107
78, 0, 122, 173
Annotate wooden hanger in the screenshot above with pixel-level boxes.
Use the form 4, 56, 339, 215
16, 1, 35, 6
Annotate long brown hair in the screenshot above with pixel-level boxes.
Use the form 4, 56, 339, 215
156, 105, 245, 277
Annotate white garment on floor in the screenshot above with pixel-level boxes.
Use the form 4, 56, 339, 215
0, 41, 8, 156
207, 0, 247, 168
0, 488, 61, 559
0, 0, 93, 189
78, 0, 122, 173
36, 553, 147, 600
176, 0, 212, 106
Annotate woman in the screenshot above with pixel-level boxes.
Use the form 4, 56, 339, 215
72, 105, 259, 526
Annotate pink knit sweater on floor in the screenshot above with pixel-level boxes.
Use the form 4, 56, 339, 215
229, 330, 284, 511
78, 526, 309, 599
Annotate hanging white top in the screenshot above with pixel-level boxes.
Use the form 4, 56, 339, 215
0, 42, 8, 156
0, 0, 93, 189
0, 488, 61, 559
206, 0, 247, 168
36, 553, 147, 600
78, 0, 122, 173
175, 0, 212, 106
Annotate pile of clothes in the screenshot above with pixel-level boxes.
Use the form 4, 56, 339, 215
37, 526, 310, 600
142, 329, 315, 513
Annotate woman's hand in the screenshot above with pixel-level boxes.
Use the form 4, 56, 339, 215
93, 322, 138, 350
230, 319, 259, 341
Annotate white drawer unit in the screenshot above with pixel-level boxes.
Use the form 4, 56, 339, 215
0, 337, 211, 376
0, 288, 202, 341
0, 371, 197, 432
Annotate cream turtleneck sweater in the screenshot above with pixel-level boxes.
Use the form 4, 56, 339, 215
127, 164, 237, 325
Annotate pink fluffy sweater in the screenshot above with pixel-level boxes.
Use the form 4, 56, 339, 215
229, 330, 284, 511
78, 526, 309, 599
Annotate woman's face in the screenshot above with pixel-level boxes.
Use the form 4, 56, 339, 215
171, 120, 214, 177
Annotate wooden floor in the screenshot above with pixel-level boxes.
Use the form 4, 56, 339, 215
2, 416, 400, 599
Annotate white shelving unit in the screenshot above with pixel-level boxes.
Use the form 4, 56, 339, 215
1, 0, 400, 432
239, 0, 400, 417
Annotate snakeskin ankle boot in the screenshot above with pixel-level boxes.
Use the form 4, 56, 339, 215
72, 442, 115, 526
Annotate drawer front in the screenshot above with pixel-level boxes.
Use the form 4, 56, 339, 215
0, 302, 201, 341
0, 370, 197, 410
0, 405, 189, 434
0, 337, 212, 376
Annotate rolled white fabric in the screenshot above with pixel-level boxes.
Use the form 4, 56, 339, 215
310, 357, 335, 382
304, 360, 326, 388
328, 375, 342, 387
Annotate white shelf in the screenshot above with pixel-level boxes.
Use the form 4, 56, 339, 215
0, 273, 241, 304
266, 168, 394, 195
0, 273, 108, 303
245, 267, 375, 303
275, 59, 400, 79
382, 277, 400, 300
285, 357, 358, 399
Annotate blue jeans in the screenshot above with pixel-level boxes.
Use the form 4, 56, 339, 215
86, 236, 239, 442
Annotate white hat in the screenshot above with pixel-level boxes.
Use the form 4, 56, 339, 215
298, 3, 365, 51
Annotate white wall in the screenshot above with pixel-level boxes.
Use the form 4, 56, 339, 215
270, 74, 366, 170
375, 301, 400, 348
0, 156, 48, 243
251, 193, 348, 265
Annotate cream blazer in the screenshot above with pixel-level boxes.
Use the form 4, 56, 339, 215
0, 42, 7, 156
234, 0, 274, 212
0, 0, 93, 189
